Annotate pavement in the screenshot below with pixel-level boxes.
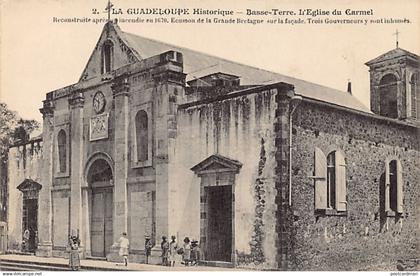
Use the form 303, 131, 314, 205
0, 254, 240, 271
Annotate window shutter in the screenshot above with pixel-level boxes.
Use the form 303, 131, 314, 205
335, 151, 347, 211
314, 148, 327, 210
396, 160, 403, 213
384, 161, 390, 212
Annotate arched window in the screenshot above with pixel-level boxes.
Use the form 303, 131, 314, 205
135, 110, 148, 162
410, 74, 418, 119
101, 41, 113, 74
57, 130, 67, 173
379, 74, 398, 118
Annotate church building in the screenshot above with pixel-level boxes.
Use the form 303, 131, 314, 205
6, 21, 419, 270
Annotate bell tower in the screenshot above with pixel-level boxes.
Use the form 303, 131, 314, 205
366, 47, 419, 121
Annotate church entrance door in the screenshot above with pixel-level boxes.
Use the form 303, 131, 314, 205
206, 185, 232, 262
87, 158, 114, 258
91, 188, 113, 257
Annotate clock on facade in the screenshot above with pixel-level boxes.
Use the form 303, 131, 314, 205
93, 91, 106, 114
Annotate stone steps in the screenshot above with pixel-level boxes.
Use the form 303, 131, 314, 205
0, 258, 127, 271
0, 259, 71, 271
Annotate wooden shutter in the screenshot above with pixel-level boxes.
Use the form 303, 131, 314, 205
335, 151, 347, 211
396, 160, 403, 213
384, 161, 390, 212
314, 148, 327, 210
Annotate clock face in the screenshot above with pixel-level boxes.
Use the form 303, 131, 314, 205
93, 91, 106, 114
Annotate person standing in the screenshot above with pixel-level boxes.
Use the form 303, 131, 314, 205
190, 240, 200, 266
22, 229, 30, 252
118, 232, 130, 266
144, 235, 153, 264
160, 236, 169, 266
169, 235, 178, 267
68, 234, 81, 271
182, 237, 191, 266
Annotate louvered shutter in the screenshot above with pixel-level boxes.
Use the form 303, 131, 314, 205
335, 151, 347, 211
314, 148, 327, 210
384, 161, 390, 212
396, 160, 403, 213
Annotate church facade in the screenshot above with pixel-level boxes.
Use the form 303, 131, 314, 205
6, 21, 419, 270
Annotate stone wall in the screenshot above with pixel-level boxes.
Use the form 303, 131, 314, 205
7, 139, 43, 251
172, 87, 279, 269
290, 100, 419, 270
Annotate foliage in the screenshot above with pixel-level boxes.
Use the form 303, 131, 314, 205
0, 102, 40, 161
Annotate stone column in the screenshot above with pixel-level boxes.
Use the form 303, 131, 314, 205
111, 77, 130, 241
36, 100, 54, 257
69, 91, 85, 238
397, 80, 406, 119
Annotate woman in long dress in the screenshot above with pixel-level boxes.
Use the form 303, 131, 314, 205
68, 235, 80, 271
182, 237, 191, 266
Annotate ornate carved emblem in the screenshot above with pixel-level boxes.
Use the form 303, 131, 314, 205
90, 113, 109, 141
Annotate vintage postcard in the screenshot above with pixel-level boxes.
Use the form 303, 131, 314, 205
0, 0, 419, 274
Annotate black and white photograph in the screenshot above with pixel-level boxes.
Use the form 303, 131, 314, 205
0, 0, 419, 274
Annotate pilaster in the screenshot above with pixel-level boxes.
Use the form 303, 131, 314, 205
150, 60, 185, 264
68, 91, 85, 241
111, 76, 130, 243
36, 100, 54, 257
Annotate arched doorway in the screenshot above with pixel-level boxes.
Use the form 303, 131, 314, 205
87, 158, 113, 257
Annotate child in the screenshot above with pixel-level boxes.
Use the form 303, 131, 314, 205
169, 235, 178, 267
118, 232, 130, 266
190, 240, 200, 266
161, 236, 169, 266
144, 235, 153, 264
182, 237, 191, 266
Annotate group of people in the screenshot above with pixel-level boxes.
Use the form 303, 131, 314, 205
159, 236, 200, 266
120, 233, 201, 267
65, 231, 201, 270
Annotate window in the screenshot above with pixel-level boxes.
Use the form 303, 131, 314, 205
384, 159, 403, 214
379, 74, 398, 119
314, 148, 347, 212
101, 42, 113, 74
135, 110, 148, 162
57, 130, 67, 173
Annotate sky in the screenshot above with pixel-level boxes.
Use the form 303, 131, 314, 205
0, 0, 419, 124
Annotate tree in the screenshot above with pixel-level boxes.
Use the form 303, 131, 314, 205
0, 102, 40, 221
0, 102, 40, 160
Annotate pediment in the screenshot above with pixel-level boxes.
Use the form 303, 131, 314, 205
191, 154, 242, 174
17, 179, 42, 192
78, 21, 141, 82
366, 48, 419, 66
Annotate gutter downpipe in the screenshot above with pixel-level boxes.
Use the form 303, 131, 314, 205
289, 95, 302, 206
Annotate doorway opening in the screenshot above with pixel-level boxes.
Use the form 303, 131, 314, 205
206, 185, 232, 262
17, 179, 41, 253
87, 158, 113, 258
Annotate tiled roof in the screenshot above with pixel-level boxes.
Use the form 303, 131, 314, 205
122, 30, 370, 112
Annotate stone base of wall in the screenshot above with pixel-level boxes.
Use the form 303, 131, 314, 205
35, 242, 53, 257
